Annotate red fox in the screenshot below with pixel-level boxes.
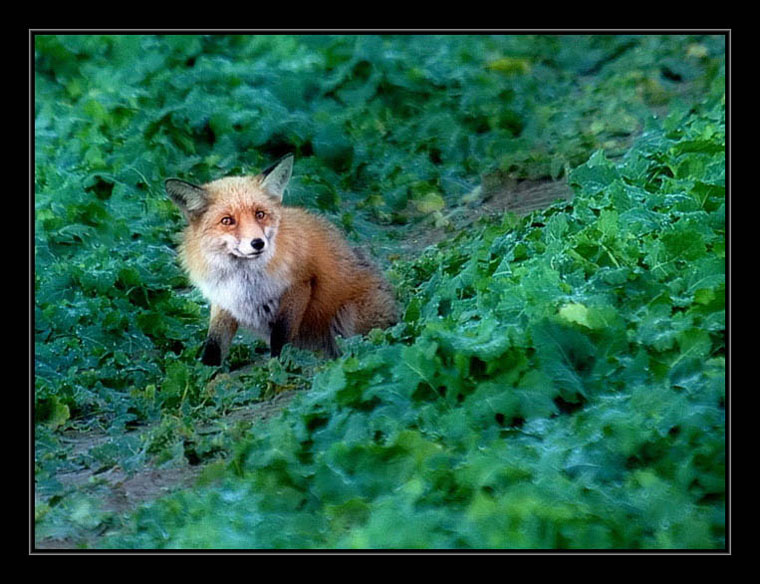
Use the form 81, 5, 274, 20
165, 154, 397, 365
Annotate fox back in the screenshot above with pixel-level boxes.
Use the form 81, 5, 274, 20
165, 154, 397, 364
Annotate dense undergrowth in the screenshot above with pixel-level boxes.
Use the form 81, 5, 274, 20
34, 34, 726, 549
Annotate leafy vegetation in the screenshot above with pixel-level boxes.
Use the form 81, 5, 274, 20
34, 34, 725, 549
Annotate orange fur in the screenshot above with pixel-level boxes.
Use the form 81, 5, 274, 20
166, 155, 397, 364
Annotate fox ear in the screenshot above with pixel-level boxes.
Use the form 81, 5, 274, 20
259, 154, 293, 200
165, 179, 208, 221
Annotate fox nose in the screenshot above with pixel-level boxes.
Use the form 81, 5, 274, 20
251, 238, 266, 251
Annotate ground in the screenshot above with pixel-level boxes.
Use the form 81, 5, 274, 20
35, 176, 572, 550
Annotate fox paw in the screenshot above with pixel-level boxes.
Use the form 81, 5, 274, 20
200, 338, 222, 366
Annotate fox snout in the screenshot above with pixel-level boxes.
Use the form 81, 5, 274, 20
232, 236, 268, 257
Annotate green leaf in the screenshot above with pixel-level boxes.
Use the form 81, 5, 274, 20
674, 328, 713, 365
393, 340, 438, 397
413, 191, 446, 215
531, 320, 594, 400
43, 396, 70, 430
559, 303, 591, 329
569, 150, 619, 196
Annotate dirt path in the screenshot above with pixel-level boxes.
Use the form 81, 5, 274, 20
34, 177, 572, 550
388, 176, 573, 260
35, 390, 299, 550
57, 390, 298, 512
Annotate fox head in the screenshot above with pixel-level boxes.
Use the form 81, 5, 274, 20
166, 154, 293, 266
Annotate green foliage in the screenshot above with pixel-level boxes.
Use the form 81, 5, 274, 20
103, 86, 723, 550
34, 34, 725, 549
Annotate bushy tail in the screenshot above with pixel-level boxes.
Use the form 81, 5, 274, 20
350, 247, 398, 334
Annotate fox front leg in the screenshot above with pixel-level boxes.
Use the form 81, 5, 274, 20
270, 279, 312, 358
201, 305, 239, 366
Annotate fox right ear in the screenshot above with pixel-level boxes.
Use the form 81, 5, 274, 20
259, 154, 294, 201
165, 179, 208, 221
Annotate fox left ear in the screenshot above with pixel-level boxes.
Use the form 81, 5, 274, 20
259, 154, 294, 201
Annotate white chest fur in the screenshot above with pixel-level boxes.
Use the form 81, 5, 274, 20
194, 261, 289, 339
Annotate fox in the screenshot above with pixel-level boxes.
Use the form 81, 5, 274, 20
165, 154, 398, 366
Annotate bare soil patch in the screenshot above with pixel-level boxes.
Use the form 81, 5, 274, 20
479, 175, 573, 217
390, 175, 573, 260
35, 390, 298, 550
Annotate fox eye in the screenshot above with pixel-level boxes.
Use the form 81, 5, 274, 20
255, 210, 266, 220
221, 216, 235, 226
